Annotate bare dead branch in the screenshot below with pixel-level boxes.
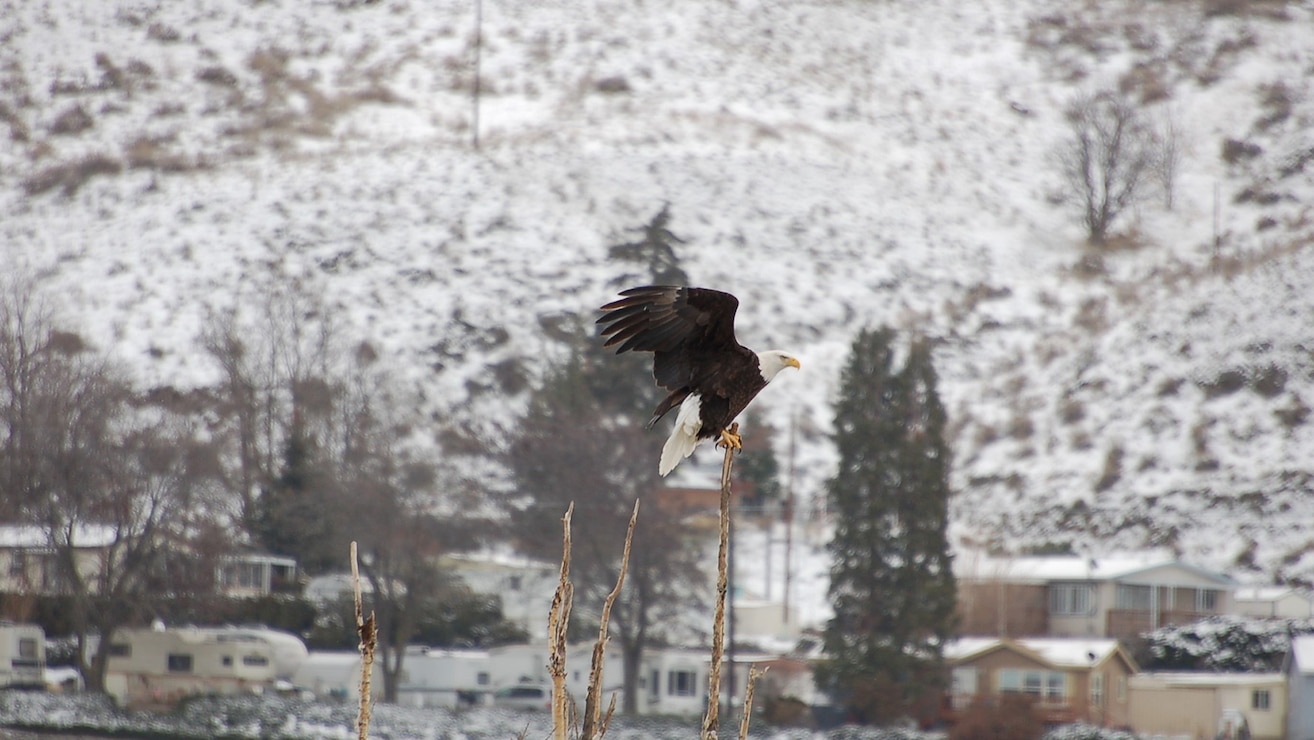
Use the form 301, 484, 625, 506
738, 665, 766, 740
549, 503, 575, 740
701, 422, 739, 740
352, 541, 376, 740
582, 498, 640, 739
599, 692, 618, 738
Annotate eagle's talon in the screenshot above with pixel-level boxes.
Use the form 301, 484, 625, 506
716, 426, 742, 451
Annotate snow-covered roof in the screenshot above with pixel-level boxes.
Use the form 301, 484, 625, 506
0, 524, 118, 549
1133, 671, 1285, 687
443, 548, 557, 572
1017, 638, 1124, 668
304, 573, 408, 603
944, 636, 1126, 670
1290, 635, 1314, 675
1234, 585, 1308, 602
954, 550, 1233, 586
942, 637, 1002, 662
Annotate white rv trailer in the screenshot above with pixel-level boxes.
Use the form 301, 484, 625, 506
104, 625, 305, 709
0, 622, 45, 688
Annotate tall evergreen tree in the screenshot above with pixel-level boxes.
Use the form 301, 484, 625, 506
607, 204, 689, 287
252, 426, 339, 574
818, 328, 957, 725
736, 413, 783, 509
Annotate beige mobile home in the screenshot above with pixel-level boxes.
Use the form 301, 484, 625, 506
0, 622, 45, 688
1129, 672, 1285, 740
944, 636, 1137, 728
105, 626, 304, 709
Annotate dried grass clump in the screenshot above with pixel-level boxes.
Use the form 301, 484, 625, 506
197, 65, 239, 87
125, 136, 200, 173
22, 154, 122, 196
48, 103, 94, 135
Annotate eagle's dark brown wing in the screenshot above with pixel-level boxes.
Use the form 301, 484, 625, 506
597, 285, 745, 391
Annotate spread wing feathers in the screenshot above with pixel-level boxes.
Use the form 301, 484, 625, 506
597, 285, 744, 391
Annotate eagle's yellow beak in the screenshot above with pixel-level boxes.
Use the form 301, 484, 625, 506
785, 356, 801, 370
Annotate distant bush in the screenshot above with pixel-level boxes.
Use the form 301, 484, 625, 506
197, 65, 239, 86
1053, 90, 1158, 246
146, 21, 181, 42
1141, 614, 1314, 672
125, 136, 198, 172
1275, 394, 1309, 429
948, 694, 1044, 740
1203, 0, 1292, 19
1094, 443, 1123, 493
22, 154, 122, 196
1255, 81, 1293, 131
1221, 137, 1262, 164
47, 104, 94, 135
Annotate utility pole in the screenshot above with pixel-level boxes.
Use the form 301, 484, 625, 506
471, 0, 482, 150
783, 409, 796, 624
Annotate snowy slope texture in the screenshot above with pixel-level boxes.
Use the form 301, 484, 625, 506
2, 0, 1314, 581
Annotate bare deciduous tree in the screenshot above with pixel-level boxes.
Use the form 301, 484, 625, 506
1155, 108, 1184, 211
201, 285, 348, 572
0, 276, 208, 692
339, 354, 480, 703
1055, 90, 1160, 245
205, 289, 486, 702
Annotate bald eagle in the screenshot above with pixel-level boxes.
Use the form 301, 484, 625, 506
597, 285, 800, 476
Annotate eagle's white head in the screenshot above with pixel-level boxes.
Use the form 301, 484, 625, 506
757, 350, 801, 383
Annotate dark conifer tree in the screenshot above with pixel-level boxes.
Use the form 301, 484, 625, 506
253, 428, 338, 573
607, 204, 689, 287
736, 413, 783, 508
817, 328, 957, 725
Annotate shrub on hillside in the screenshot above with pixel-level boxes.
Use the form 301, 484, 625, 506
22, 154, 122, 196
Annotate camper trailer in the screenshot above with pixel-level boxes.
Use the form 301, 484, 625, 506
104, 625, 305, 709
0, 622, 45, 688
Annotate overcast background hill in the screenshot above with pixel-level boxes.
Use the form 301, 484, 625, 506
3, 0, 1314, 584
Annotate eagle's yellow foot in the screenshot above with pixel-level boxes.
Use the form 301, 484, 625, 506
716, 424, 742, 451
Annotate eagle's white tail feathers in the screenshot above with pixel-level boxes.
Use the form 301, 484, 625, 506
659, 394, 703, 477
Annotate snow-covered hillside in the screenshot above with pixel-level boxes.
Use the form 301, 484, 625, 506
3, 0, 1313, 581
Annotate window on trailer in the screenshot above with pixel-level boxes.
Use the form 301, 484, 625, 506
167, 654, 193, 673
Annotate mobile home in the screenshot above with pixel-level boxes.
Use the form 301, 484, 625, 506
1129, 671, 1285, 740
105, 626, 306, 709
0, 622, 45, 688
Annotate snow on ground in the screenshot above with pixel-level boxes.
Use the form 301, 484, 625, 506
0, 691, 936, 740
3, 0, 1314, 584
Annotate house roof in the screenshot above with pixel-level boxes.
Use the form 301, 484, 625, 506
1234, 585, 1309, 602
0, 524, 118, 548
1288, 635, 1314, 675
1015, 638, 1126, 668
954, 550, 1234, 586
1133, 671, 1285, 687
442, 548, 556, 573
944, 636, 1135, 672
221, 553, 297, 567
